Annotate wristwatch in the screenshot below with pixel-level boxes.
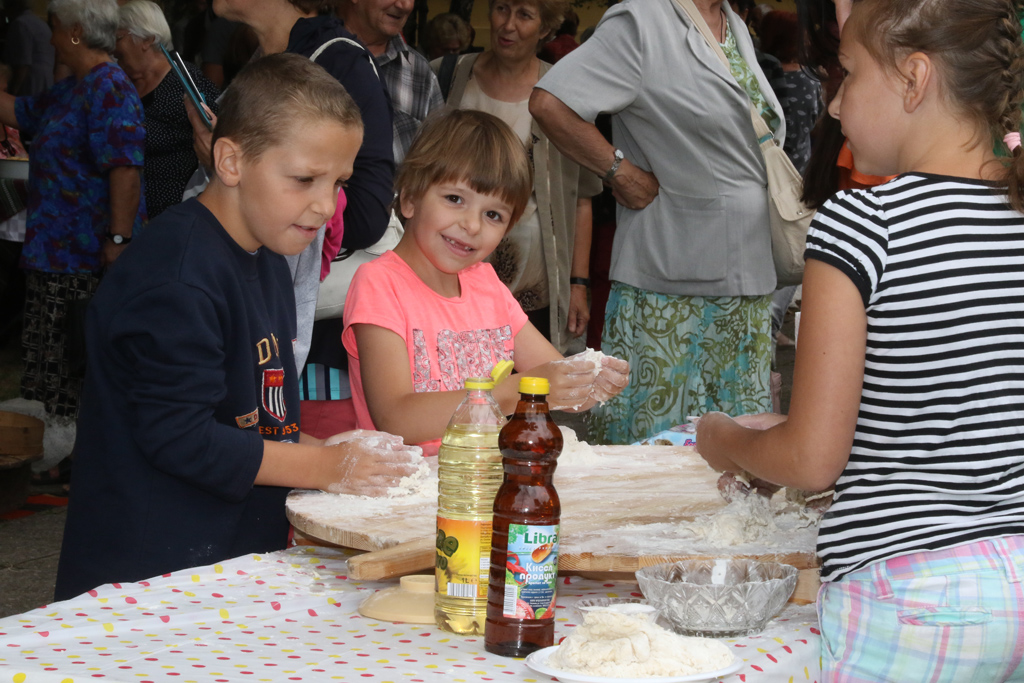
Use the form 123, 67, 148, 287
603, 148, 624, 183
106, 233, 132, 245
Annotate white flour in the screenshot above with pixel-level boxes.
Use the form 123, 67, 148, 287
288, 445, 819, 560
385, 458, 434, 498
566, 486, 821, 557
557, 426, 604, 467
288, 459, 438, 526
575, 347, 606, 378
678, 494, 820, 546
549, 610, 734, 677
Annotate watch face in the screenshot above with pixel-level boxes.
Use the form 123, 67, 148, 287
110, 234, 125, 244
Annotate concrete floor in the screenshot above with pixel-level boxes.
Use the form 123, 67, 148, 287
0, 310, 799, 621
0, 485, 67, 618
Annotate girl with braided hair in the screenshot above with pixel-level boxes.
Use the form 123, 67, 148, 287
696, 0, 1024, 678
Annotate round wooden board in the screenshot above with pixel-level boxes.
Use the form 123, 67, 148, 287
288, 445, 820, 576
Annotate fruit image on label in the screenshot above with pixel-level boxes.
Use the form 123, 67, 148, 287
436, 517, 492, 599
501, 523, 559, 620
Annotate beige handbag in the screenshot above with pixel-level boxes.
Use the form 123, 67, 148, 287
673, 0, 814, 286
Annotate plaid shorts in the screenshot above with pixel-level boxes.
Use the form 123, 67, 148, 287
818, 536, 1024, 682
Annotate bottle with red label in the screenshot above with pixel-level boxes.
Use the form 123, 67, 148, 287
485, 377, 562, 657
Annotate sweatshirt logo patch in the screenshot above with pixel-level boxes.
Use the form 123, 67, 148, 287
262, 369, 286, 422
235, 409, 259, 429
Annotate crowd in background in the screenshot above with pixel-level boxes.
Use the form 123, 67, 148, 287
1, 0, 1014, 471
4, 2, 1024, 677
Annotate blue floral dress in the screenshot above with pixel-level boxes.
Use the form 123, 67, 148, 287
16, 61, 146, 274
16, 61, 145, 418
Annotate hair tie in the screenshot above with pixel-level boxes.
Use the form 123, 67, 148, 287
1006, 132, 1022, 152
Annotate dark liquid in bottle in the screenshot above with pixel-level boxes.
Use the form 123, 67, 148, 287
484, 391, 562, 658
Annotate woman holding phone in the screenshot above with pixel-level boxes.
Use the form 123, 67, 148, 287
116, 0, 220, 219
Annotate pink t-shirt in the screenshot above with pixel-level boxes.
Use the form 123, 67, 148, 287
342, 251, 529, 453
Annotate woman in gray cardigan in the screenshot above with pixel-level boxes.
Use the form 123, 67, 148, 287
530, 0, 785, 444
432, 0, 602, 356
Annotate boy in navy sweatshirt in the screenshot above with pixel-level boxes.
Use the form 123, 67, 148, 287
55, 54, 421, 601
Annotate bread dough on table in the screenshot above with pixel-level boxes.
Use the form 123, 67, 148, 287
548, 610, 734, 677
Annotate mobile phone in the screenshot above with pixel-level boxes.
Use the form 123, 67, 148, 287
160, 44, 213, 130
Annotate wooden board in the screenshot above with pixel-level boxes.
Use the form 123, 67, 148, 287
287, 445, 820, 580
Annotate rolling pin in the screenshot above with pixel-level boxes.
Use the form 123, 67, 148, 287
347, 536, 435, 580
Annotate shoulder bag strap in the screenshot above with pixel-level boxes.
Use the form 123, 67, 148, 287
310, 36, 380, 80
671, 0, 776, 146
437, 52, 458, 101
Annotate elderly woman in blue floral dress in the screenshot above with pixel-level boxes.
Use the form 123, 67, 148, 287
0, 0, 145, 422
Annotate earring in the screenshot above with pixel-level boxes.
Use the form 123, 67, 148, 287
71, 36, 80, 45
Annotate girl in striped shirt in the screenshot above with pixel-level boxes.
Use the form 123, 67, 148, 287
696, 0, 1024, 679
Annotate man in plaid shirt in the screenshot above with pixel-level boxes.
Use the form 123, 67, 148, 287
338, 0, 444, 163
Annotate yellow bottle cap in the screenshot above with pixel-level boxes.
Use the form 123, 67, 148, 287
491, 360, 514, 384
464, 377, 494, 391
518, 376, 550, 395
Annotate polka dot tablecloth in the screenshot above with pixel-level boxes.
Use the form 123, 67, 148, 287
0, 547, 821, 683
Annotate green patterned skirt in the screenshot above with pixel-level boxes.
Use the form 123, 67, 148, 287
589, 282, 773, 445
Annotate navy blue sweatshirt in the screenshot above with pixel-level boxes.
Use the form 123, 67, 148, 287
56, 200, 300, 600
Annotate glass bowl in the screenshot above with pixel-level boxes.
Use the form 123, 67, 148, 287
571, 597, 660, 625
636, 559, 798, 637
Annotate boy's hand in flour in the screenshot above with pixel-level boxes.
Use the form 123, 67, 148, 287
320, 431, 422, 497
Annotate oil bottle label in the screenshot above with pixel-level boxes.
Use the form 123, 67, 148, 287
436, 517, 492, 599
502, 523, 559, 619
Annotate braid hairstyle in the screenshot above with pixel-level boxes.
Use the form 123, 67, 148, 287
997, 1, 1024, 211
854, 0, 1024, 211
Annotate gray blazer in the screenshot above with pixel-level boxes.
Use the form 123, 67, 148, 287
536, 0, 783, 297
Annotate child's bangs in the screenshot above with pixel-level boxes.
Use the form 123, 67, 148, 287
434, 152, 530, 211
397, 110, 534, 224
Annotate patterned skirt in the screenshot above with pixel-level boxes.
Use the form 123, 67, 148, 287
21, 270, 100, 417
588, 282, 773, 445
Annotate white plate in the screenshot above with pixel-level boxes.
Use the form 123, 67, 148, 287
524, 645, 743, 683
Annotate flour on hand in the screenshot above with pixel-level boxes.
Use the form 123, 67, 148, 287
548, 610, 734, 677
575, 347, 606, 379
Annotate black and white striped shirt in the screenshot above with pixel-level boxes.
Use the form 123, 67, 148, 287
806, 173, 1024, 583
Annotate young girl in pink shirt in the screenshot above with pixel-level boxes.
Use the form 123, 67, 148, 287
343, 110, 629, 454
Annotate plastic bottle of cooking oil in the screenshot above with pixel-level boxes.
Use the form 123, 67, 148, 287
435, 366, 511, 635
485, 377, 562, 657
